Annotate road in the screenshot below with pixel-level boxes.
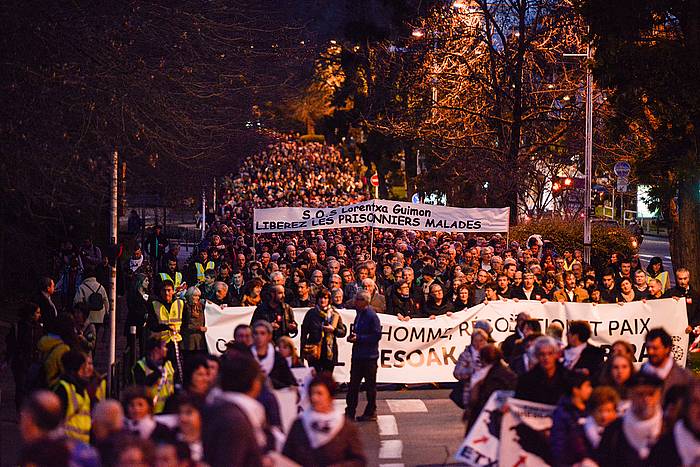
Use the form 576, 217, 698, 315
337, 388, 465, 467
638, 235, 674, 285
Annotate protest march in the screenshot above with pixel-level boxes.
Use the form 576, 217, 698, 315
7, 135, 700, 466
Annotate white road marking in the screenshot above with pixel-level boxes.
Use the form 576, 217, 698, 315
379, 440, 404, 459
377, 415, 398, 436
386, 399, 428, 413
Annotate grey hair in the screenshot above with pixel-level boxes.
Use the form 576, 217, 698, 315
270, 271, 284, 283
355, 290, 371, 303
531, 336, 560, 358
214, 281, 229, 292
362, 278, 376, 288
252, 319, 273, 334
185, 286, 202, 304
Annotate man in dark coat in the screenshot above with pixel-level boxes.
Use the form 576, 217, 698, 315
250, 285, 297, 341
345, 291, 382, 422
501, 312, 530, 362
37, 276, 59, 333
562, 320, 605, 381
515, 336, 572, 405
509, 272, 546, 301
202, 354, 266, 467
640, 327, 691, 400
665, 268, 700, 330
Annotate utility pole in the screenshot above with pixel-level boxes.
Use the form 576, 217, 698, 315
564, 44, 594, 264
108, 149, 118, 394
201, 188, 206, 240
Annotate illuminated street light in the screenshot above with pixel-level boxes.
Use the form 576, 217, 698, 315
412, 29, 425, 39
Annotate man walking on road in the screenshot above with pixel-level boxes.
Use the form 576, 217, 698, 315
345, 290, 382, 422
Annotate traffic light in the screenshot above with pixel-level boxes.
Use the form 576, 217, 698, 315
552, 177, 573, 196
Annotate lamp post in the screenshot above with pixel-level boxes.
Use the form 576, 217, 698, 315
564, 44, 593, 264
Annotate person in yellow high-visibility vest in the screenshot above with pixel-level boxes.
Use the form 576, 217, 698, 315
646, 257, 671, 293
189, 249, 215, 285
54, 350, 92, 443
131, 337, 175, 414
159, 258, 186, 293
147, 280, 184, 382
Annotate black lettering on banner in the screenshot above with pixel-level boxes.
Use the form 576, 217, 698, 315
459, 321, 469, 336
410, 327, 425, 342
216, 338, 228, 354
638, 317, 650, 334
394, 350, 406, 368
621, 319, 633, 335
458, 446, 497, 467
609, 320, 620, 335
380, 349, 392, 368
314, 210, 325, 218
590, 321, 602, 336
380, 325, 391, 341
394, 327, 409, 342
494, 317, 510, 333
427, 327, 443, 341
302, 210, 311, 220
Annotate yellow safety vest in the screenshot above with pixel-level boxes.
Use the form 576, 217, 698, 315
195, 261, 215, 282
563, 259, 580, 272
133, 359, 174, 414
58, 380, 91, 443
94, 378, 107, 402
159, 271, 182, 288
649, 271, 670, 292
152, 299, 184, 343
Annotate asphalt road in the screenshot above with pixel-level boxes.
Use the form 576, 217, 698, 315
337, 388, 466, 467
638, 235, 674, 285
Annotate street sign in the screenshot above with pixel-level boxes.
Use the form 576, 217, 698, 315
370, 173, 379, 187
617, 176, 629, 193
614, 161, 631, 178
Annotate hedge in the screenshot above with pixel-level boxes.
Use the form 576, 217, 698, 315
510, 218, 636, 269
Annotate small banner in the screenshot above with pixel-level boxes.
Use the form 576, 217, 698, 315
498, 398, 556, 467
455, 390, 514, 466
203, 298, 688, 383
253, 199, 510, 233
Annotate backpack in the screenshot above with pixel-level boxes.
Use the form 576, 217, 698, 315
85, 282, 105, 311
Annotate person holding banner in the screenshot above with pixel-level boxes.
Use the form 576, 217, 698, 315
300, 290, 347, 375
146, 280, 185, 383
251, 285, 297, 341
345, 291, 381, 422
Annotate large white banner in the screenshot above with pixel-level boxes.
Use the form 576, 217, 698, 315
455, 390, 513, 466
253, 199, 510, 233
204, 298, 688, 383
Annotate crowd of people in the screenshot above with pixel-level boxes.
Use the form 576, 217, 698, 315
5, 134, 700, 466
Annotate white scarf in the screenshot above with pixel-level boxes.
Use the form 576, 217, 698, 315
622, 408, 662, 459
129, 256, 144, 272
674, 420, 700, 466
217, 391, 267, 447
301, 408, 345, 449
126, 416, 157, 440
642, 356, 674, 380
583, 415, 605, 449
563, 343, 587, 370
252, 343, 275, 376
470, 364, 493, 389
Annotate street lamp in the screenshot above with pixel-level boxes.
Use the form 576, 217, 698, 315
563, 45, 593, 264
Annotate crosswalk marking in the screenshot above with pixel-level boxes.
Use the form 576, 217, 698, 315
379, 440, 404, 459
377, 415, 398, 436
386, 399, 428, 413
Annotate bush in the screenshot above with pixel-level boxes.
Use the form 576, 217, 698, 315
510, 218, 636, 270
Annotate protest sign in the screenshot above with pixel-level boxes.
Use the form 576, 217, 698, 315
498, 398, 556, 467
253, 199, 510, 233
455, 390, 514, 466
203, 298, 688, 383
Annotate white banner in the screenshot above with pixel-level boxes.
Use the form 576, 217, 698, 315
498, 398, 555, 467
203, 298, 688, 383
253, 199, 510, 233
455, 390, 513, 466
